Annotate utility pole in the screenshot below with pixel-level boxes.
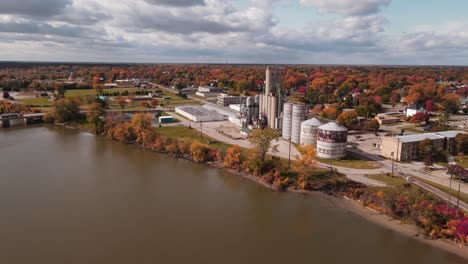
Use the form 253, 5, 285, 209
391, 151, 395, 176
447, 171, 453, 215
330, 158, 333, 173
288, 139, 292, 169
200, 121, 203, 139
456, 171, 462, 217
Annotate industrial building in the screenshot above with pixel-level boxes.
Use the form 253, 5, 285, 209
316, 122, 348, 159
175, 105, 225, 122
381, 131, 466, 161
259, 67, 284, 129
281, 102, 308, 143
375, 114, 400, 125
300, 118, 323, 146
196, 86, 222, 98
217, 94, 243, 106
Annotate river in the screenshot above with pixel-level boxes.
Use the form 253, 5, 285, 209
0, 126, 465, 264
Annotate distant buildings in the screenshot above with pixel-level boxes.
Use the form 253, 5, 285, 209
217, 94, 243, 106
406, 104, 426, 117
381, 131, 466, 161
195, 86, 222, 98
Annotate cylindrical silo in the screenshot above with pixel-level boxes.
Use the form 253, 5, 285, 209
265, 67, 271, 95
282, 102, 293, 140
291, 103, 307, 144
269, 96, 277, 129
300, 118, 323, 146
316, 122, 348, 159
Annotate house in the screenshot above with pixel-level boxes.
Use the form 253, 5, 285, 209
406, 104, 426, 117
375, 114, 400, 125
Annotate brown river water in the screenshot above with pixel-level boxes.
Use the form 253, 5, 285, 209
0, 126, 466, 264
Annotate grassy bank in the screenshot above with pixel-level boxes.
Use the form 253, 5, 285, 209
317, 156, 381, 169
413, 175, 468, 205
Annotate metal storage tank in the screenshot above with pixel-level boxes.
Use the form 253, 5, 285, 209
300, 118, 323, 146
291, 103, 307, 144
316, 122, 348, 159
282, 102, 293, 140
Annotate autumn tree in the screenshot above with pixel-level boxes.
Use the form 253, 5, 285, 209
223, 144, 242, 169
190, 141, 211, 162
363, 119, 380, 131
442, 94, 461, 115
321, 106, 339, 119
337, 110, 358, 130
454, 133, 468, 154
248, 127, 280, 163
87, 102, 106, 134
117, 97, 127, 112
294, 145, 317, 190
418, 138, 434, 171
409, 112, 428, 123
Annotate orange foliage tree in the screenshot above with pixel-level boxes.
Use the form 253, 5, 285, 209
223, 144, 242, 169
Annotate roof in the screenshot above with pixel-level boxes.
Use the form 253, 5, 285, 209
395, 133, 442, 143
393, 130, 466, 143
434, 131, 466, 138
318, 122, 348, 132
301, 118, 323, 127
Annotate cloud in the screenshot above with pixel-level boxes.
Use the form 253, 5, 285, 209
144, 0, 205, 6
299, 0, 391, 16
0, 0, 71, 17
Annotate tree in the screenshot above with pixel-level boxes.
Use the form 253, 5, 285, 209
224, 144, 242, 169
248, 127, 280, 163
117, 97, 127, 112
2, 91, 9, 99
454, 133, 468, 154
54, 83, 65, 98
418, 138, 434, 171
87, 102, 106, 134
149, 99, 159, 108
337, 110, 358, 130
409, 112, 428, 123
363, 119, 380, 131
442, 94, 461, 115
51, 99, 81, 123
321, 106, 339, 119
294, 145, 317, 190
190, 141, 211, 162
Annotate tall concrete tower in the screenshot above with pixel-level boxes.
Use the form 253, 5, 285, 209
259, 66, 284, 129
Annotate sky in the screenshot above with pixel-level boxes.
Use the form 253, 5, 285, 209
0, 0, 467, 65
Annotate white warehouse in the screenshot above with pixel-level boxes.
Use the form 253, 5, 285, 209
175, 105, 225, 122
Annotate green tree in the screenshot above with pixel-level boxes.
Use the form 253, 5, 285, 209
248, 127, 280, 163
51, 99, 81, 123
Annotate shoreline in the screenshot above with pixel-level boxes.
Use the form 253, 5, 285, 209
55, 123, 468, 260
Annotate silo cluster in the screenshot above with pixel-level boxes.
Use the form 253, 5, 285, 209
316, 122, 348, 159
299, 118, 323, 146
259, 67, 283, 129
281, 102, 307, 144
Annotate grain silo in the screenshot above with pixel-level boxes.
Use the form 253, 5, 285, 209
316, 122, 348, 159
281, 102, 293, 140
291, 103, 307, 144
300, 118, 323, 146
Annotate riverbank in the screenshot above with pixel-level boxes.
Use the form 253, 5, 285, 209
58, 121, 468, 259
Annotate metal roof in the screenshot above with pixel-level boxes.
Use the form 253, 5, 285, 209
435, 131, 466, 138
301, 118, 323, 127
318, 122, 348, 132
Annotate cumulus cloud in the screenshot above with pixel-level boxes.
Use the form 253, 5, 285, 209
299, 0, 391, 16
0, 0, 72, 17
144, 0, 205, 6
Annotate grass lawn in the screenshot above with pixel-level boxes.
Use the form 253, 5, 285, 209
367, 174, 408, 186
399, 124, 423, 133
153, 125, 232, 151
413, 175, 468, 205
18, 97, 52, 107
454, 155, 468, 168
316, 156, 381, 169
